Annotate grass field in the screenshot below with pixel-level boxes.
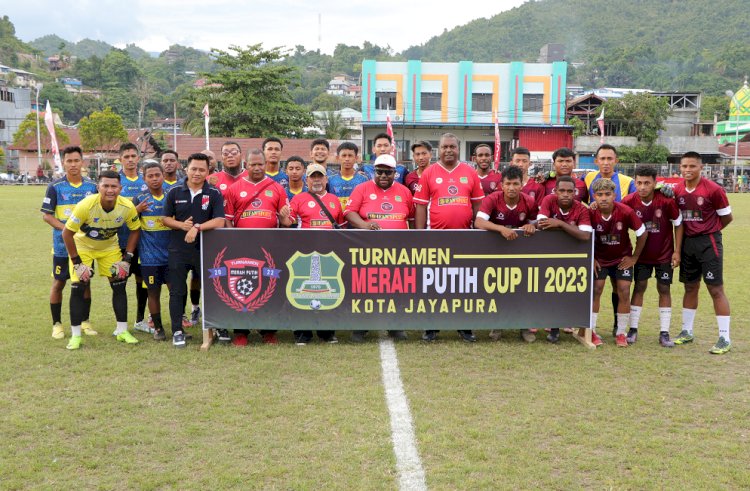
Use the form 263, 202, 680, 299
1, 185, 749, 490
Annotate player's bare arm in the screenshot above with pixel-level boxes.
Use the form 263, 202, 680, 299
415, 204, 427, 229
42, 213, 66, 231
538, 217, 591, 241
475, 216, 517, 241
672, 224, 684, 268
720, 213, 733, 229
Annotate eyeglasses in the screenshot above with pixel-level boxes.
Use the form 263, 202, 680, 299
221, 150, 240, 157
375, 169, 395, 176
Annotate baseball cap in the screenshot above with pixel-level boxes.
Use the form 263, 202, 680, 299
306, 163, 327, 177
374, 154, 396, 168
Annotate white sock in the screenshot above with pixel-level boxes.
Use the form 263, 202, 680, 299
591, 312, 598, 330
682, 308, 697, 334
192, 305, 200, 311
717, 316, 731, 342
616, 313, 629, 335
71, 325, 81, 337
629, 306, 642, 329
659, 308, 671, 333
114, 322, 128, 335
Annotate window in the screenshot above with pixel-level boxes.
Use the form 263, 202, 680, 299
523, 94, 544, 112
421, 92, 442, 111
0, 120, 5, 129
376, 92, 397, 110
472, 93, 493, 112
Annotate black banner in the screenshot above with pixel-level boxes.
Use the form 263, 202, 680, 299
201, 229, 593, 331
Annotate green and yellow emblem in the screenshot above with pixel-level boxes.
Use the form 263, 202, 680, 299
286, 251, 345, 310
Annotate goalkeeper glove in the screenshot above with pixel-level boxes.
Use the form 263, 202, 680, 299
110, 252, 134, 280
72, 257, 93, 282
656, 182, 674, 198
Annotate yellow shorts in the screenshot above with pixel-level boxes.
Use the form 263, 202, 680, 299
69, 247, 121, 281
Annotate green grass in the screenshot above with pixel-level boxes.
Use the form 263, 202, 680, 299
1, 186, 749, 489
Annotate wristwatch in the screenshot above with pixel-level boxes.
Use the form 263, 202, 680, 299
193, 223, 201, 231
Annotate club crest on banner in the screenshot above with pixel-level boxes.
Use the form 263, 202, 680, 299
208, 247, 280, 312
286, 251, 345, 310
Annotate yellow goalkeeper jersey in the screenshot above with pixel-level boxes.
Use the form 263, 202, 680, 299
65, 194, 140, 252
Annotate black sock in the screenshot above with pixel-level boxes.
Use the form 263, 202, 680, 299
190, 288, 200, 307
70, 283, 86, 326
110, 279, 128, 323
136, 284, 148, 322
611, 292, 619, 327
83, 296, 92, 321
51, 302, 62, 324
151, 313, 163, 330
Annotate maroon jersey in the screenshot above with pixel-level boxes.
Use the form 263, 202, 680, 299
477, 191, 538, 227
477, 170, 503, 196
590, 202, 645, 267
622, 192, 681, 264
673, 178, 731, 237
522, 178, 545, 207
538, 194, 592, 232
404, 170, 422, 195
543, 176, 589, 203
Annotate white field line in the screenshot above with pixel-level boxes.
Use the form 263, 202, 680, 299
379, 337, 428, 491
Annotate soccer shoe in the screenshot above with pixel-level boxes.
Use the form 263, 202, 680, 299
148, 315, 154, 329
458, 330, 477, 343
547, 328, 560, 344
520, 329, 536, 343
116, 330, 139, 344
216, 329, 231, 344
82, 321, 98, 336
181, 315, 192, 329
52, 323, 65, 339
191, 307, 201, 325
325, 336, 339, 344
591, 331, 604, 347
709, 337, 731, 355
294, 333, 311, 346
626, 328, 638, 345
66, 335, 83, 350
261, 332, 278, 345
488, 330, 501, 341
616, 333, 628, 347
351, 331, 367, 343
232, 332, 249, 346
153, 327, 167, 341
673, 330, 694, 345
133, 320, 153, 334
172, 330, 186, 348
421, 330, 438, 342
659, 332, 675, 348
388, 330, 407, 341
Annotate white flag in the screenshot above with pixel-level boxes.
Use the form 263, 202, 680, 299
44, 101, 62, 174
202, 104, 210, 150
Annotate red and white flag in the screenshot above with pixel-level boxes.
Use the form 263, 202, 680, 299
386, 109, 397, 159
494, 111, 501, 169
202, 103, 210, 150
44, 101, 62, 174
597, 107, 605, 144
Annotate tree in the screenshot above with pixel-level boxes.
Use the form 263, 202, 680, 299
317, 111, 352, 140
12, 111, 70, 154
700, 94, 730, 121
78, 107, 129, 152
185, 44, 313, 137
601, 93, 671, 145
616, 144, 670, 164
568, 116, 587, 137
101, 49, 141, 89
39, 83, 76, 123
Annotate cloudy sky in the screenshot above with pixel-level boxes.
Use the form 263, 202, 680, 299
5, 0, 528, 54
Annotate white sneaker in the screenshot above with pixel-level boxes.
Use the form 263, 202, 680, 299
133, 320, 154, 334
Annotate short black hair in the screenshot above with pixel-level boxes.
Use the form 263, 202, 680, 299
285, 156, 306, 168
142, 161, 164, 174
119, 142, 138, 155
552, 147, 575, 161
262, 137, 283, 150
411, 140, 432, 152
62, 145, 83, 159
555, 175, 575, 187
187, 153, 210, 168
98, 170, 120, 182
635, 165, 658, 180
373, 132, 392, 144
595, 143, 618, 157
681, 151, 702, 162
311, 138, 330, 150
510, 147, 530, 158
159, 149, 178, 159
501, 165, 523, 182
337, 141, 359, 155
474, 144, 492, 154
221, 141, 242, 152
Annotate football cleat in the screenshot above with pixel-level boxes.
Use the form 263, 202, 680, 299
52, 323, 65, 339
709, 337, 731, 355
673, 330, 694, 345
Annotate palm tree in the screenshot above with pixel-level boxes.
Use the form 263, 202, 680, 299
318, 111, 352, 140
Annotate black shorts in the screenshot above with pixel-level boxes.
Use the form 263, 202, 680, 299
52, 255, 70, 281
680, 232, 723, 285
596, 265, 634, 282
141, 265, 169, 290
120, 248, 142, 278
635, 262, 673, 285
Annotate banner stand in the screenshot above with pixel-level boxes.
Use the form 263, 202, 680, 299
200, 328, 215, 351
572, 328, 596, 349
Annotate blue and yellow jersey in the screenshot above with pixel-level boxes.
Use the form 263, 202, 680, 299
266, 170, 289, 190
66, 194, 140, 252
118, 172, 147, 248
584, 171, 636, 202
162, 179, 180, 193
286, 184, 308, 202
41, 177, 98, 257
329, 172, 369, 208
133, 192, 170, 266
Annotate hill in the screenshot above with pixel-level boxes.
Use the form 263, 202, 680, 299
402, 0, 750, 95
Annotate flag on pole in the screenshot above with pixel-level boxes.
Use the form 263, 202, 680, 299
44, 101, 62, 174
202, 103, 210, 150
597, 107, 605, 144
386, 109, 397, 159
493, 111, 501, 169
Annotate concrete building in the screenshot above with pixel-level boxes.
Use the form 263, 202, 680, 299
0, 84, 32, 148
538, 44, 565, 63
361, 60, 572, 163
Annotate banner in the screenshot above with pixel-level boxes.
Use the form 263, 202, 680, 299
44, 101, 62, 174
201, 230, 593, 331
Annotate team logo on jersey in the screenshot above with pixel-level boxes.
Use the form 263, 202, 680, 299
220, 184, 227, 190
395, 195, 402, 202
381, 202, 394, 211
286, 251, 345, 311
460, 177, 468, 183
496, 212, 505, 221
251, 198, 262, 208
370, 193, 377, 200
490, 182, 497, 190
308, 201, 316, 208
655, 209, 663, 218
141, 184, 148, 192
529, 191, 536, 198
265, 190, 274, 197
519, 212, 526, 221
436, 178, 443, 184
202, 195, 210, 210
596, 224, 603, 231
240, 191, 248, 198
208, 247, 280, 313
616, 222, 623, 230
697, 196, 704, 206
319, 210, 327, 217
448, 185, 458, 195
115, 216, 124, 223
636, 210, 642, 217
678, 197, 685, 205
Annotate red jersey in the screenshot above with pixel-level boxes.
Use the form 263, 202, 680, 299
413, 162, 484, 229
290, 191, 345, 229
477, 170, 503, 196
344, 181, 414, 230
543, 176, 589, 203
522, 178, 545, 207
212, 169, 249, 196
405, 171, 423, 195
590, 202, 646, 267
537, 194, 592, 232
673, 178, 731, 237
477, 191, 538, 227
224, 177, 288, 229
622, 192, 681, 264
